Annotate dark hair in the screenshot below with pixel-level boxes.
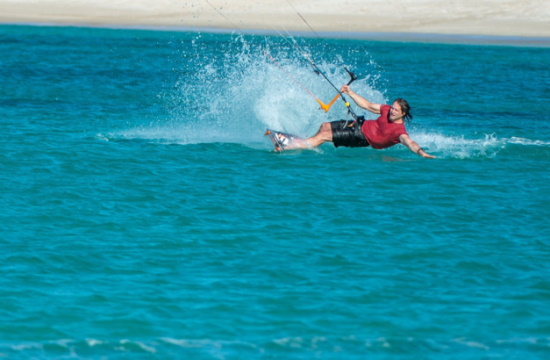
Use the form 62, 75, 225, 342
394, 98, 413, 121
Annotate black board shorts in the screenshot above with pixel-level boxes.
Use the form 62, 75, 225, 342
331, 120, 370, 148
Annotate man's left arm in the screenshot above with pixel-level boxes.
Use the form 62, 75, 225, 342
399, 134, 435, 158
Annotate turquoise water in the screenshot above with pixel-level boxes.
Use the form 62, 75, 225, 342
1, 24, 549, 358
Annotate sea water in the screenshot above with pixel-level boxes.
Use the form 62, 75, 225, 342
0, 24, 549, 359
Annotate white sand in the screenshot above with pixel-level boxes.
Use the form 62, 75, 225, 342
0, 0, 548, 38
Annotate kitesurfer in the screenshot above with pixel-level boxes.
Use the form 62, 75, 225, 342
288, 85, 435, 158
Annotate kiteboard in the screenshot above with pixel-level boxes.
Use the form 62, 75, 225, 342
264, 129, 304, 152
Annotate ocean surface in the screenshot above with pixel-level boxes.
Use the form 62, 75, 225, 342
1, 24, 549, 359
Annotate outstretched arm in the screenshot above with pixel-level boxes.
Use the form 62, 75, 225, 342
399, 134, 435, 158
340, 85, 381, 114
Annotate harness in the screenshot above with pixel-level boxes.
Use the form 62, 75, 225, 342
343, 115, 365, 131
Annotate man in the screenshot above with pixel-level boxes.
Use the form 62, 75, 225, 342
285, 84, 435, 158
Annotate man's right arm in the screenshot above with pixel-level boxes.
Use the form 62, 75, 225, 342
340, 85, 381, 114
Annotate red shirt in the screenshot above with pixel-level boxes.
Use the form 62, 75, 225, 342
361, 105, 408, 149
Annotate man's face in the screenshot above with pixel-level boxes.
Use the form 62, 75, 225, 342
389, 101, 405, 122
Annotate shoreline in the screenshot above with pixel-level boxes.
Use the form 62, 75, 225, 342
3, 22, 549, 48
0, 0, 548, 47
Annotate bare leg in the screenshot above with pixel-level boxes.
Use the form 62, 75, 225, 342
287, 122, 333, 149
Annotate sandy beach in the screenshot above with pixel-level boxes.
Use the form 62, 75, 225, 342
0, 0, 549, 40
